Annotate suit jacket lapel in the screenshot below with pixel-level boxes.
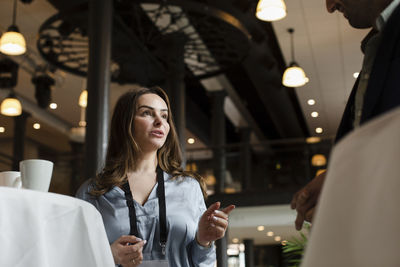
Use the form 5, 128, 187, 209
361, 4, 400, 123
335, 78, 359, 143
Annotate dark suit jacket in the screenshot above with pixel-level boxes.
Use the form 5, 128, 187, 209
335, 4, 400, 143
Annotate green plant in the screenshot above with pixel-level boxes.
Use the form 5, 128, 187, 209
282, 223, 310, 267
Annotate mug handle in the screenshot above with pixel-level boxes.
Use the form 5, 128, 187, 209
13, 176, 22, 189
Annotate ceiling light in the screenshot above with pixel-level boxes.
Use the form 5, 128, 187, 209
33, 123, 40, 130
311, 154, 326, 166
282, 29, 308, 88
255, 0, 287, 21
307, 99, 315, 105
1, 92, 22, 116
232, 238, 239, 243
353, 72, 359, 78
0, 127, 5, 133
281, 240, 287, 246
257, 226, 265, 231
0, 0, 26, 56
306, 136, 321, 144
49, 103, 57, 109
267, 231, 274, 237
227, 247, 239, 256
79, 90, 88, 108
187, 138, 195, 144
315, 127, 323, 134
274, 236, 281, 242
311, 111, 319, 118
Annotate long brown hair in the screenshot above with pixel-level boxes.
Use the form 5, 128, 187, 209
90, 86, 206, 197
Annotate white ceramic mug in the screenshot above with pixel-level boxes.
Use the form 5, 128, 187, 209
0, 171, 22, 188
19, 159, 54, 192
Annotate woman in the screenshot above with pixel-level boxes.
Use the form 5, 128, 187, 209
77, 86, 235, 267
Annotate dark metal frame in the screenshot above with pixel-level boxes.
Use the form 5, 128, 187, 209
37, 0, 252, 83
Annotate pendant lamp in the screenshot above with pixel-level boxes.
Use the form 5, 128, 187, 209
0, 0, 27, 56
1, 92, 22, 116
256, 0, 287, 22
282, 28, 309, 87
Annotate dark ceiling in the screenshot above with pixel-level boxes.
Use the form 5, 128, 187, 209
43, 0, 309, 145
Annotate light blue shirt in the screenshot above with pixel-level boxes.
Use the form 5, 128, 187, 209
76, 172, 215, 267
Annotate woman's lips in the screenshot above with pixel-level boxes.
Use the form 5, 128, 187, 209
150, 130, 164, 138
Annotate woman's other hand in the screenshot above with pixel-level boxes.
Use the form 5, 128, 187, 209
110, 235, 146, 266
196, 202, 235, 247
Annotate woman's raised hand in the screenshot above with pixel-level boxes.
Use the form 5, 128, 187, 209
196, 202, 235, 247
110, 235, 146, 267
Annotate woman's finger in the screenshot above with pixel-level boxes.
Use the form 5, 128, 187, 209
117, 235, 141, 245
210, 215, 228, 229
121, 240, 147, 255
221, 204, 235, 215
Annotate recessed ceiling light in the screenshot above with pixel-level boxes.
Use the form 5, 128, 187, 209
49, 103, 57, 109
33, 123, 41, 130
187, 138, 195, 144
315, 127, 323, 134
281, 240, 287, 246
306, 137, 321, 143
274, 236, 281, 242
0, 127, 5, 133
307, 99, 315, 105
267, 231, 274, 237
232, 238, 239, 243
257, 226, 265, 231
311, 111, 319, 118
353, 72, 359, 78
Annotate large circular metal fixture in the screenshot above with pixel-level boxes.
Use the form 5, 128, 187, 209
37, 0, 251, 85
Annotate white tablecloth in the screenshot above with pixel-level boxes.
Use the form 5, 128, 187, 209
301, 107, 400, 267
0, 187, 115, 267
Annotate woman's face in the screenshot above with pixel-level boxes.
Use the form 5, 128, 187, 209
133, 93, 170, 152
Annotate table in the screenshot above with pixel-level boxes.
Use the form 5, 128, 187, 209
0, 187, 115, 267
301, 107, 400, 267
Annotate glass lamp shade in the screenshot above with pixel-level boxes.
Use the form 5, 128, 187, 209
256, 0, 287, 21
282, 63, 309, 87
0, 26, 26, 56
79, 90, 88, 108
311, 154, 327, 167
1, 96, 22, 116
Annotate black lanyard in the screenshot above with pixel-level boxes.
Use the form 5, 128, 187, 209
121, 166, 167, 255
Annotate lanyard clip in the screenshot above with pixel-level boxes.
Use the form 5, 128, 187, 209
160, 242, 166, 255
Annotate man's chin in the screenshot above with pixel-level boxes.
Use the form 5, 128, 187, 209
347, 18, 373, 29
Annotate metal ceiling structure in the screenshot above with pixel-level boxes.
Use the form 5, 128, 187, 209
41, 0, 309, 145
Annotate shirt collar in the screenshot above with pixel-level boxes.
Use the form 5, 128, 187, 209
376, 0, 400, 31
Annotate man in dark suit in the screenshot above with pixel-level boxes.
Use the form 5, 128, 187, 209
291, 0, 400, 230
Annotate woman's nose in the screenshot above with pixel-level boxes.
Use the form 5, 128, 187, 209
153, 115, 162, 126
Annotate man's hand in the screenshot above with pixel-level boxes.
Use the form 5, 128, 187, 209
291, 170, 327, 230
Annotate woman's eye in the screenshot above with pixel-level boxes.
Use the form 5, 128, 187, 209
142, 110, 151, 116
162, 114, 168, 119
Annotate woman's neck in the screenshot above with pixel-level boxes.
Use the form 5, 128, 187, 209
133, 151, 158, 173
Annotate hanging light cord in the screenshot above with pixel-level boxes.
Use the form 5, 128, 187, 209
12, 0, 17, 26
288, 28, 295, 62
